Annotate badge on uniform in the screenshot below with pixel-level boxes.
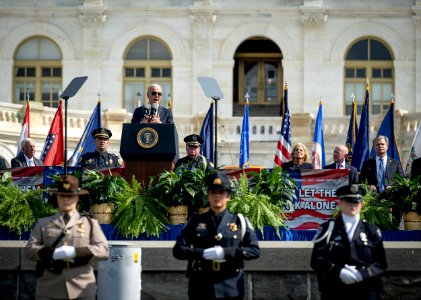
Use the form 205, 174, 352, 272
215, 233, 223, 241
88, 158, 94, 164
197, 223, 206, 230
229, 223, 238, 232
360, 232, 368, 245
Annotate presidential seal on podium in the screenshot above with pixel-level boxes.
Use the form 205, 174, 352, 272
137, 127, 159, 148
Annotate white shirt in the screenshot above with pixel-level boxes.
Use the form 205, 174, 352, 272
24, 154, 35, 166
342, 213, 360, 242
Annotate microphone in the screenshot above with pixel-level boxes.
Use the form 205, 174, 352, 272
143, 103, 151, 116
151, 103, 159, 116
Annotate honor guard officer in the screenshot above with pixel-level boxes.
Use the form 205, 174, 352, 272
175, 134, 214, 170
80, 128, 123, 169
26, 175, 109, 300
173, 171, 260, 300
311, 184, 387, 300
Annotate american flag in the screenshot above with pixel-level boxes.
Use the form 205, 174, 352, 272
274, 84, 292, 166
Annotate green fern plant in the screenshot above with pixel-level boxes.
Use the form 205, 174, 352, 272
361, 186, 396, 230
228, 174, 286, 238
113, 177, 169, 238
0, 172, 56, 236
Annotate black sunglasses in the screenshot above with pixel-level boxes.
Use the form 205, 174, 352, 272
151, 91, 162, 96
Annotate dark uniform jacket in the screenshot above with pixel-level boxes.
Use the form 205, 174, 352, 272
11, 153, 44, 168
175, 155, 213, 170
282, 161, 313, 172
80, 151, 122, 169
411, 157, 421, 179
131, 105, 174, 124
311, 216, 387, 300
173, 209, 260, 299
359, 156, 403, 189
323, 163, 359, 184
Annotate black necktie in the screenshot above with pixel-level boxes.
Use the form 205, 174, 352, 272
63, 213, 70, 224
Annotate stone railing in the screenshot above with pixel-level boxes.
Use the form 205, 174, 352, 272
0, 102, 420, 167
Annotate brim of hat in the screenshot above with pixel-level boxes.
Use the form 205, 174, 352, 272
208, 185, 232, 192
94, 134, 110, 139
187, 142, 200, 146
340, 196, 363, 203
50, 189, 89, 195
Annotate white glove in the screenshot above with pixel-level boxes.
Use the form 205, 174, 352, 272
202, 246, 225, 260
339, 267, 359, 285
53, 245, 76, 261
345, 265, 363, 283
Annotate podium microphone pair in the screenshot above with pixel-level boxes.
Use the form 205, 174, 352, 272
143, 103, 159, 122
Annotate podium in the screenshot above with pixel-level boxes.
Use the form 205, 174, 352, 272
120, 123, 179, 184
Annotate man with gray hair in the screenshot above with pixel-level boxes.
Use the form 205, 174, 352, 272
11, 138, 44, 168
324, 145, 358, 184
359, 135, 403, 192
131, 83, 174, 124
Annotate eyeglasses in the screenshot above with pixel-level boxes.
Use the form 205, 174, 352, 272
151, 91, 162, 96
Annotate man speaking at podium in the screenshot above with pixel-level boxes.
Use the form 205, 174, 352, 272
131, 84, 174, 124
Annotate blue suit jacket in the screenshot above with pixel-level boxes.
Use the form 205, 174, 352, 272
11, 154, 44, 168
131, 105, 174, 124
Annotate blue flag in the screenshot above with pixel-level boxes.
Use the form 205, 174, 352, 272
370, 101, 401, 166
351, 85, 370, 172
239, 100, 250, 169
199, 101, 214, 164
345, 100, 358, 165
311, 101, 325, 169
67, 101, 101, 166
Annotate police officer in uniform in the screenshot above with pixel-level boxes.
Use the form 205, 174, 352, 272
80, 128, 123, 169
175, 134, 213, 170
26, 175, 109, 300
173, 171, 260, 300
311, 184, 387, 300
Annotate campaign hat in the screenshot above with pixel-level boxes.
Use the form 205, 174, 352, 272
51, 175, 88, 195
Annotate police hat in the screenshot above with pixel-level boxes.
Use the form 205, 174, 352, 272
92, 128, 112, 139
336, 184, 366, 203
206, 171, 232, 192
184, 134, 204, 147
51, 175, 88, 195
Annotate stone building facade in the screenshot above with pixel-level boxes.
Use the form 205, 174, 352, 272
0, 0, 420, 168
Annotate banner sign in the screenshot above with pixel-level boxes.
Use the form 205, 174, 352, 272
284, 169, 349, 230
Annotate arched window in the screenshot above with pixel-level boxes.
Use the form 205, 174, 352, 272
344, 38, 394, 115
233, 37, 283, 117
13, 37, 62, 108
123, 37, 172, 113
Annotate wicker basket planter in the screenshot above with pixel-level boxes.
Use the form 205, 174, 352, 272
91, 203, 115, 224
168, 205, 188, 224
403, 212, 421, 230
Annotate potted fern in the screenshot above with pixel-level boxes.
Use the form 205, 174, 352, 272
112, 177, 169, 238
377, 174, 421, 230
228, 170, 289, 239
0, 172, 56, 236
81, 169, 127, 224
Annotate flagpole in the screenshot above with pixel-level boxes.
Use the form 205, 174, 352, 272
213, 96, 219, 167
63, 96, 69, 175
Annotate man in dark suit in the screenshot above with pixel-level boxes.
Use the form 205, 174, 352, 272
359, 135, 404, 192
324, 145, 358, 184
410, 157, 421, 179
0, 157, 7, 170
11, 138, 44, 168
131, 84, 174, 124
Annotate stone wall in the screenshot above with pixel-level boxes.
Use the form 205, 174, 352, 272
0, 241, 420, 299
